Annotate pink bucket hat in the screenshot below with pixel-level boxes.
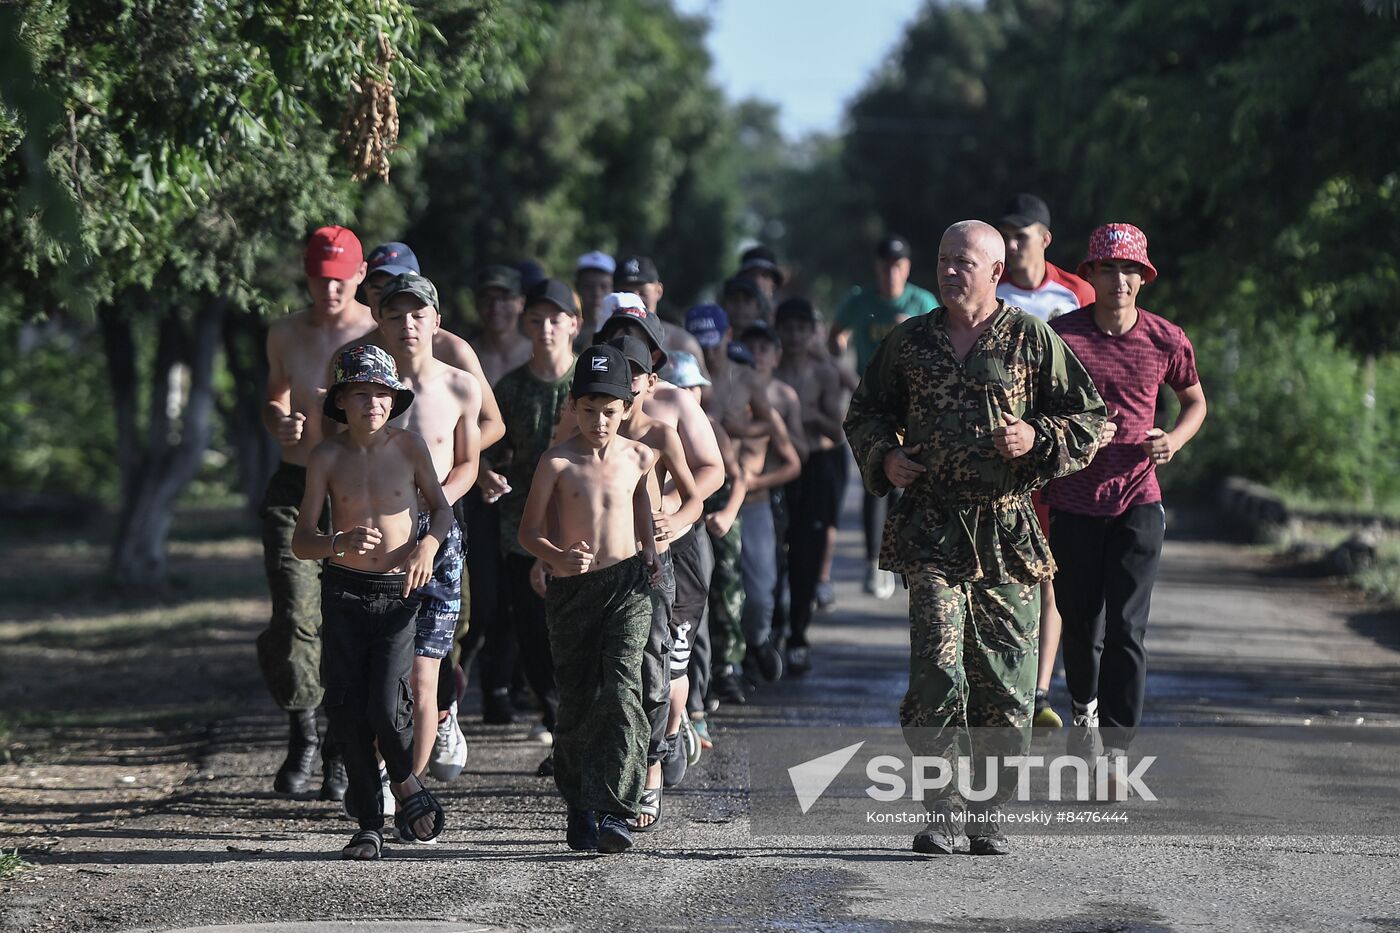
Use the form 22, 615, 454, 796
1078, 223, 1158, 283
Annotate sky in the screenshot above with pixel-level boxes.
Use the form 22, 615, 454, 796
673, 0, 925, 139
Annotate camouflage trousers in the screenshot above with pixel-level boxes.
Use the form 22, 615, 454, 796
706, 516, 746, 668
546, 555, 652, 818
256, 462, 327, 712
900, 571, 1039, 809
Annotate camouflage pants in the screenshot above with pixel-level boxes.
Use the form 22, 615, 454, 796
706, 516, 746, 668
901, 572, 1039, 809
256, 462, 327, 712
546, 555, 651, 818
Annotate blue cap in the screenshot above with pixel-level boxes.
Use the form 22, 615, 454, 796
684, 303, 730, 349
726, 341, 756, 367
514, 259, 547, 290
366, 241, 420, 279
576, 250, 616, 275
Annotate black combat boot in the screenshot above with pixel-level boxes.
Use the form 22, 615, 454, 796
273, 709, 319, 795
319, 745, 349, 802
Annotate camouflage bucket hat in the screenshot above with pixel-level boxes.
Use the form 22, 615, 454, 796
324, 344, 415, 424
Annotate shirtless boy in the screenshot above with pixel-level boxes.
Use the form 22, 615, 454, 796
292, 344, 453, 859
373, 272, 482, 784
518, 343, 662, 855
606, 335, 704, 827
774, 298, 846, 676
259, 226, 377, 799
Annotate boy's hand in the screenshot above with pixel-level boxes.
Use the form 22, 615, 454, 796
346, 525, 382, 555
559, 541, 593, 576
652, 509, 678, 543
478, 469, 511, 504
1142, 427, 1176, 465
643, 547, 662, 588
1097, 409, 1119, 450
402, 538, 438, 596
705, 511, 733, 538
276, 412, 306, 446
530, 559, 549, 597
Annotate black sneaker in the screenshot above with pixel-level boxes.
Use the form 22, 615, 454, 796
912, 801, 963, 855
483, 688, 516, 725
753, 639, 784, 683
968, 831, 1010, 855
785, 645, 812, 677
566, 807, 598, 851
596, 813, 634, 854
710, 666, 747, 706
319, 753, 349, 802
536, 753, 554, 777
661, 732, 687, 788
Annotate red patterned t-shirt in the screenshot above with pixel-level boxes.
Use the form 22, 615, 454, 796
1043, 307, 1199, 517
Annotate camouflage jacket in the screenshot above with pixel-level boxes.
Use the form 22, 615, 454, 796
843, 301, 1106, 582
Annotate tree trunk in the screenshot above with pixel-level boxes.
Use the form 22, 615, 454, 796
104, 294, 229, 588
221, 306, 277, 514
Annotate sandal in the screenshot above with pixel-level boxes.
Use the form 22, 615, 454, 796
393, 777, 446, 842
630, 785, 662, 833
341, 828, 383, 860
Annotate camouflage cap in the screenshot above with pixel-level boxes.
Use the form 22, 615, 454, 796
378, 271, 439, 312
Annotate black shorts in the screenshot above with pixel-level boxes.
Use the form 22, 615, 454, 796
794, 446, 845, 531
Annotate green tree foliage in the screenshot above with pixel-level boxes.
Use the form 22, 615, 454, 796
773, 0, 1400, 503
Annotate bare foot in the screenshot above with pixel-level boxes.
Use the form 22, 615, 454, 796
634, 762, 663, 829
391, 773, 439, 840
341, 831, 381, 860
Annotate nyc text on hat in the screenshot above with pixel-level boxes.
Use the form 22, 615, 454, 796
325, 344, 415, 424
616, 255, 659, 285
305, 226, 364, 279
1078, 223, 1158, 283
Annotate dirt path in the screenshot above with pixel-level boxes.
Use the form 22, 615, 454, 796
2, 501, 1398, 932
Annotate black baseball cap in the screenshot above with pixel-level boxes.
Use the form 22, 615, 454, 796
524, 277, 579, 317
775, 296, 820, 325
721, 275, 763, 302
875, 235, 911, 261
607, 334, 653, 375
1000, 193, 1052, 229
598, 303, 669, 370
572, 344, 634, 401
476, 264, 522, 296
739, 244, 785, 286
738, 320, 780, 347
615, 255, 660, 286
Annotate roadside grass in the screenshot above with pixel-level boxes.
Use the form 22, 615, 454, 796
0, 849, 30, 882
1265, 502, 1400, 608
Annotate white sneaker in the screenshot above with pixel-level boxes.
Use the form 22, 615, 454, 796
528, 723, 554, 746
862, 560, 880, 595
380, 765, 395, 819
428, 701, 467, 783
872, 568, 897, 600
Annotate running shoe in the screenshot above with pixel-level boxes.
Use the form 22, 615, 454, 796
681, 718, 702, 766
786, 645, 812, 677
528, 722, 554, 746
428, 701, 468, 782
815, 581, 835, 611
872, 568, 897, 600
1033, 689, 1063, 728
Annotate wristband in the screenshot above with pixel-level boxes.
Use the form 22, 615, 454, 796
331, 531, 347, 558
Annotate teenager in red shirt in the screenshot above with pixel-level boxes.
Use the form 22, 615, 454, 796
1043, 224, 1208, 787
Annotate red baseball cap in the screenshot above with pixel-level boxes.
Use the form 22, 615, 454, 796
304, 226, 364, 280
1077, 223, 1158, 283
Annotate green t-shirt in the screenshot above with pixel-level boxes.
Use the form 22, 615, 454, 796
835, 282, 939, 375
491, 359, 575, 557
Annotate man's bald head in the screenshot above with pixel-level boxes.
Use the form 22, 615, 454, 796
937, 220, 1006, 316
942, 220, 1006, 266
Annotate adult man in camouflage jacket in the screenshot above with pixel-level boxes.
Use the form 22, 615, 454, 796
844, 220, 1106, 855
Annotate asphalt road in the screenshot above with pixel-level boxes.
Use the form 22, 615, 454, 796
3, 485, 1399, 932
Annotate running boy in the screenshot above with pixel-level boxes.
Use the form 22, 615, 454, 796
292, 344, 453, 859
518, 343, 662, 855
374, 272, 482, 782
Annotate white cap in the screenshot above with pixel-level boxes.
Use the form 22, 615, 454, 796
576, 250, 616, 275
599, 291, 647, 324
